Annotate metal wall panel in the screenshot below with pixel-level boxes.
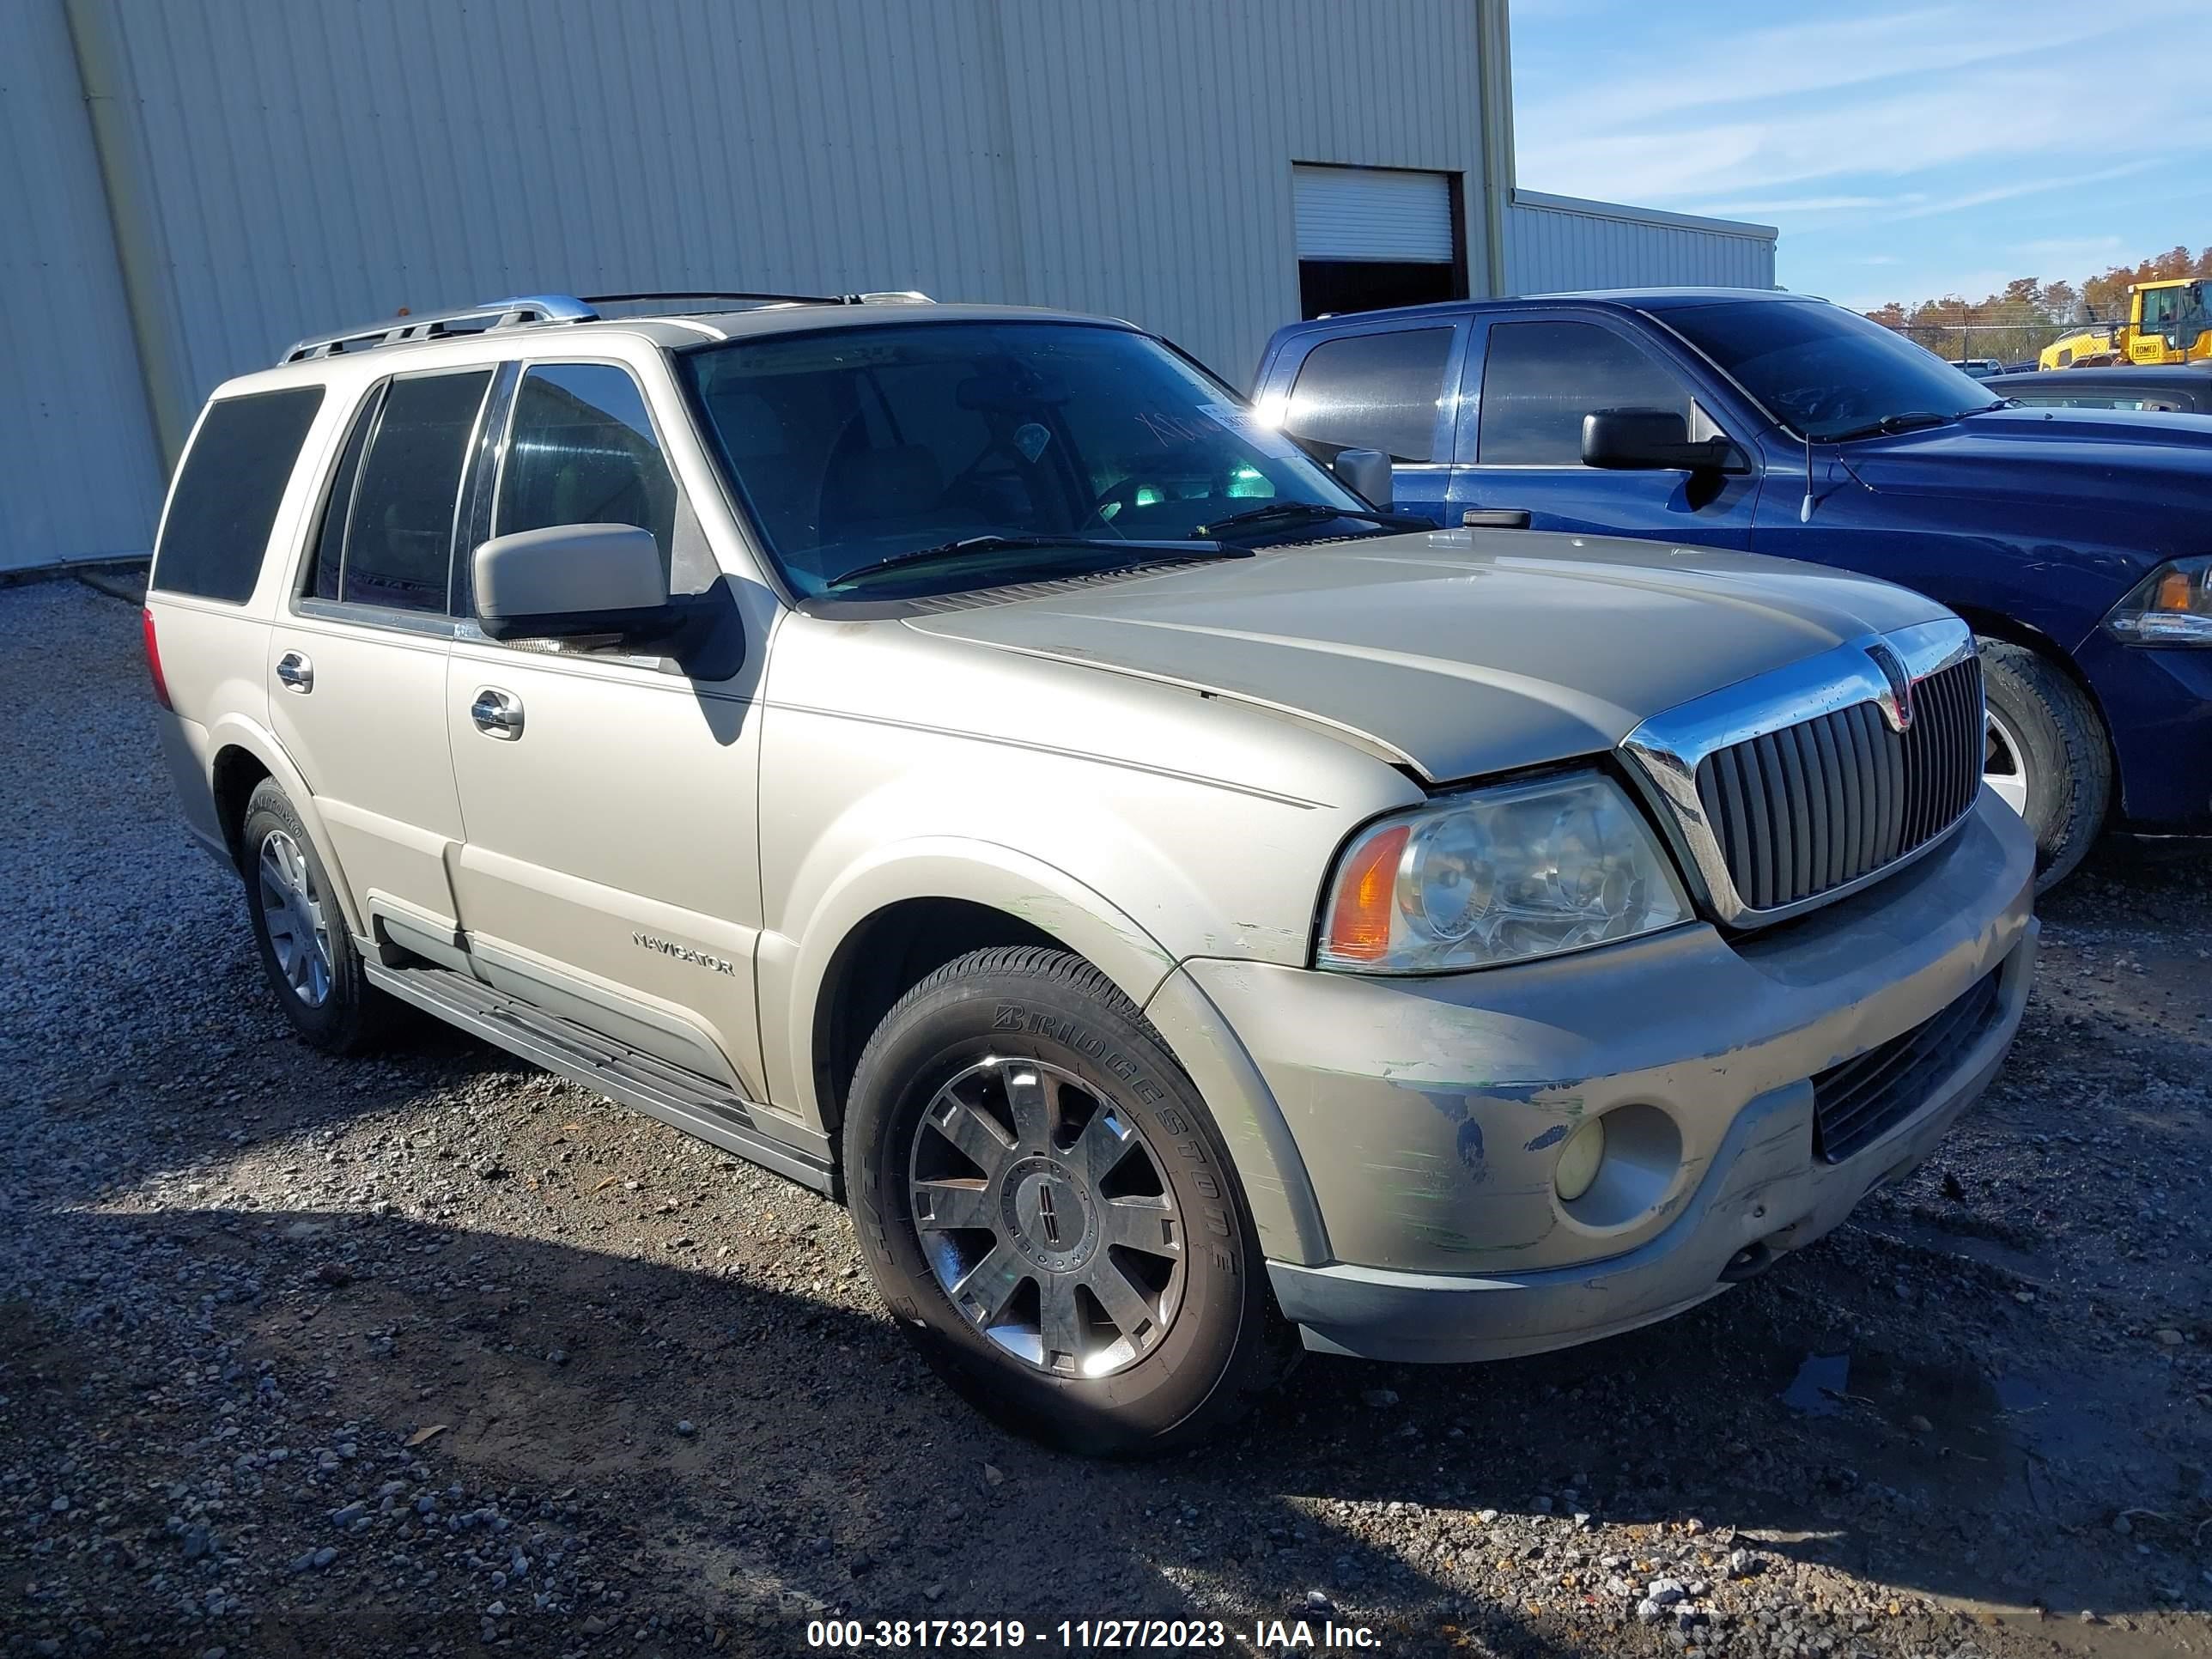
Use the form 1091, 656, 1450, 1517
14, 2, 1774, 561
75, 0, 1491, 410
0, 0, 164, 566
1506, 191, 1777, 295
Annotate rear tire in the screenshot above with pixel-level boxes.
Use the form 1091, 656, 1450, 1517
843, 945, 1291, 1455
239, 780, 390, 1054
1977, 638, 2111, 892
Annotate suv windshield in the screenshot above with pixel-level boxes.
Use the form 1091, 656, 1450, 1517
679, 320, 1371, 594
1662, 300, 1996, 441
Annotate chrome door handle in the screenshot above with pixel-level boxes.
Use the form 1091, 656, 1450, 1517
275, 651, 313, 693
470, 687, 524, 739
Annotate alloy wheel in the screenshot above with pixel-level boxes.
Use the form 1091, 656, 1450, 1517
908, 1056, 1185, 1378
1984, 709, 2031, 819
256, 829, 333, 1007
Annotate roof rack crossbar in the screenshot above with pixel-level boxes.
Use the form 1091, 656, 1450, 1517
280, 294, 597, 364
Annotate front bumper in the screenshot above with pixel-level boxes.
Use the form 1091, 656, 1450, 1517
1182, 791, 2037, 1363
2075, 634, 2212, 832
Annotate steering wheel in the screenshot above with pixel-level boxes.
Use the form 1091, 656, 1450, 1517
1084, 474, 1152, 529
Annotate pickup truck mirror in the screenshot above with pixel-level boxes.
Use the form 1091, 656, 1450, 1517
1582, 408, 1747, 474
1331, 447, 1394, 507
472, 523, 676, 643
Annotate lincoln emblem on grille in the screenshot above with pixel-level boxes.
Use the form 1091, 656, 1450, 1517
1866, 642, 1916, 732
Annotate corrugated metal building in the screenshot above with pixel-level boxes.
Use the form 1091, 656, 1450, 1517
2, 0, 1774, 568
1507, 191, 1779, 295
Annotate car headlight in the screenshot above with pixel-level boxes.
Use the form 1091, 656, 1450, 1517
2106, 556, 2212, 645
1316, 771, 1690, 974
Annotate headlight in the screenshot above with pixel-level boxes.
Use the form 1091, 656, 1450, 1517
2106, 556, 2212, 645
1317, 772, 1690, 974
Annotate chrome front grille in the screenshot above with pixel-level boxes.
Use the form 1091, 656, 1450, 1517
1692, 656, 1984, 914
1621, 619, 1984, 927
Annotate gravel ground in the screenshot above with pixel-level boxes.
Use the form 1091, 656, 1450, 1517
3, 575, 2209, 1659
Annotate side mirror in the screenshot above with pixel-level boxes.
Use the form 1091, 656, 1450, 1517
1581, 408, 1747, 473
472, 524, 673, 643
1332, 447, 1394, 507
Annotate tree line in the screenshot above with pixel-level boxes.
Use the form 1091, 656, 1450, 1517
1862, 244, 2212, 362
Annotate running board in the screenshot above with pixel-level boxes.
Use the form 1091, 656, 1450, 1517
365, 957, 836, 1196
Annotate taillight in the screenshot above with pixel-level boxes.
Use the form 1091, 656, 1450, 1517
143, 606, 173, 710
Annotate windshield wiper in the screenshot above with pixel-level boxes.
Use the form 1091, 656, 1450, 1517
1191, 501, 1435, 539
827, 534, 1242, 591
1819, 410, 1956, 442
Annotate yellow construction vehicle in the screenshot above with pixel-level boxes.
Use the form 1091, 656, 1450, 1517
2039, 278, 2211, 368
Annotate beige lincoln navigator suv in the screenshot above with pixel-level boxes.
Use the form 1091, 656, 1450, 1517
147, 291, 2038, 1453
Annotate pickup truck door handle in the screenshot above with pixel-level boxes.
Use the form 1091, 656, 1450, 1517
274, 651, 313, 693
470, 687, 525, 740
1462, 508, 1532, 529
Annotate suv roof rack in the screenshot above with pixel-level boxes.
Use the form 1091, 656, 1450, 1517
581, 289, 842, 310
580, 289, 936, 309
278, 288, 939, 365
281, 295, 596, 364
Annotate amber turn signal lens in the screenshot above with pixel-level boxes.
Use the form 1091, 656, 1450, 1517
1326, 824, 1409, 962
2154, 568, 2194, 611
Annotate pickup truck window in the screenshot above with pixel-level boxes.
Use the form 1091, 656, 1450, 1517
1283, 327, 1453, 462
1476, 321, 1692, 465
1662, 301, 1990, 441
681, 320, 1366, 595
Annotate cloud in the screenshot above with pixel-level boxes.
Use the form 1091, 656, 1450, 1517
1893, 160, 2159, 219
1516, 0, 2207, 138
1686, 195, 1910, 217
1514, 2, 2212, 216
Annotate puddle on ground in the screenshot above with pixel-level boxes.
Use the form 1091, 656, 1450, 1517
1775, 1346, 2130, 1514
1780, 1352, 1851, 1417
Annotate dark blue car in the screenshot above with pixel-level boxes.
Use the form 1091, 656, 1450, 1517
1253, 289, 2212, 886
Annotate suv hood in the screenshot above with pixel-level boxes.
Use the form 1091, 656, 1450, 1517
901, 530, 1949, 783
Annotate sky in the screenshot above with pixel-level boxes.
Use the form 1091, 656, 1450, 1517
1509, 0, 2212, 310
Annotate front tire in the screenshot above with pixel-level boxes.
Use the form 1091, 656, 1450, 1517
239, 780, 389, 1053
844, 946, 1288, 1455
1977, 639, 2112, 892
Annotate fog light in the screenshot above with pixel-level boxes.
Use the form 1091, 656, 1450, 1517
1553, 1115, 1607, 1202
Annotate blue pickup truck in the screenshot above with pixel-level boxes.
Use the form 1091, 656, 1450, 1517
1252, 289, 2212, 887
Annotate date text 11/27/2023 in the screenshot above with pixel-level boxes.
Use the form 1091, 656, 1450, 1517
804, 1617, 1382, 1650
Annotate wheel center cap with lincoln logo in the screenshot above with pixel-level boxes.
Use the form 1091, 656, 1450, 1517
1002, 1156, 1097, 1273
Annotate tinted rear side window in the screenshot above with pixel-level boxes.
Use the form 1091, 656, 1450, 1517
340, 370, 492, 612
301, 385, 383, 602
1477, 320, 1692, 465
152, 388, 325, 602
1283, 328, 1453, 462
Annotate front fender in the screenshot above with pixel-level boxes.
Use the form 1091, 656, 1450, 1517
757, 838, 1328, 1263
762, 836, 1181, 1121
